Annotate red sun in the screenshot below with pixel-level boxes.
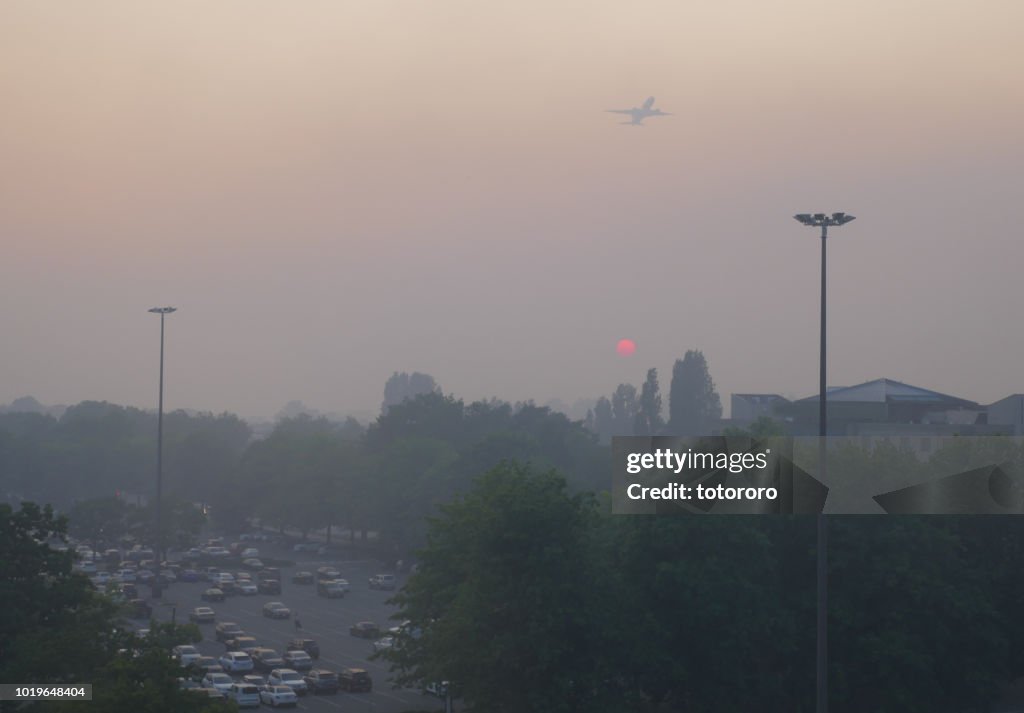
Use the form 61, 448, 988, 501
616, 339, 636, 356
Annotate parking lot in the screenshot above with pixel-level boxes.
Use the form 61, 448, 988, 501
144, 547, 448, 713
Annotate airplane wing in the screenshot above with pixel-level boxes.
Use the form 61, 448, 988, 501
605, 109, 633, 114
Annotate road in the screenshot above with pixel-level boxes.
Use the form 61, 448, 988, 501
145, 553, 447, 713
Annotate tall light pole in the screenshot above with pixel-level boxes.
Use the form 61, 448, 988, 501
148, 306, 176, 599
793, 212, 854, 713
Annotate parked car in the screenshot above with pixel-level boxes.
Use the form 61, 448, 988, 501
196, 657, 223, 676
268, 669, 308, 695
128, 598, 152, 619
316, 566, 340, 580
260, 684, 298, 708
286, 638, 320, 660
258, 579, 281, 595
292, 543, 319, 552
291, 571, 314, 585
349, 621, 380, 639
202, 588, 225, 602
219, 651, 254, 674
241, 548, 259, 558
241, 675, 266, 687
179, 569, 200, 582
227, 683, 260, 709
282, 650, 313, 671
372, 636, 394, 653
201, 673, 234, 694
368, 574, 396, 590
225, 636, 258, 654
251, 648, 285, 672
237, 581, 258, 595
173, 644, 202, 666
262, 602, 291, 619
215, 622, 244, 642
242, 558, 264, 570
339, 668, 372, 693
303, 669, 339, 695
189, 607, 216, 624
317, 580, 345, 598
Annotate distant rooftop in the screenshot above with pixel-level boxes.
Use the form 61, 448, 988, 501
797, 378, 977, 407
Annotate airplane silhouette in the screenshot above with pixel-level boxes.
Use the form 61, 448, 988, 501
605, 96, 672, 125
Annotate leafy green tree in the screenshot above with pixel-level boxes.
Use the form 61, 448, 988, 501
384, 462, 605, 713
668, 351, 722, 436
67, 496, 130, 545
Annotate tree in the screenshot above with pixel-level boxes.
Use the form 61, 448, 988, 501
668, 350, 722, 435
611, 384, 638, 437
591, 397, 614, 444
633, 368, 664, 436
381, 372, 442, 415
383, 462, 605, 713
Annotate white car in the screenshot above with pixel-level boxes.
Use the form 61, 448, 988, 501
219, 651, 254, 673
173, 644, 202, 666
373, 636, 395, 653
227, 683, 260, 709
269, 668, 308, 694
201, 673, 234, 693
118, 569, 136, 582
241, 548, 259, 558
260, 684, 299, 707
91, 571, 111, 585
333, 578, 351, 593
237, 581, 258, 595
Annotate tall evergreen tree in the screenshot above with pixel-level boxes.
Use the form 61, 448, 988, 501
633, 368, 664, 436
592, 397, 613, 444
668, 350, 722, 435
611, 384, 638, 437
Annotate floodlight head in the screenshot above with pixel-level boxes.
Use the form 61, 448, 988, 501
794, 213, 814, 225
148, 307, 177, 314
832, 212, 856, 225
813, 213, 827, 221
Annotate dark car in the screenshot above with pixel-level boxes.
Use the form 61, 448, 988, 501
303, 669, 339, 695
257, 567, 280, 581
339, 668, 372, 693
291, 571, 314, 585
287, 638, 320, 660
258, 579, 281, 595
251, 648, 285, 672
349, 622, 380, 639
128, 598, 152, 619
202, 588, 225, 602
215, 622, 244, 642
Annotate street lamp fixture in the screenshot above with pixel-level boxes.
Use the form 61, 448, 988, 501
793, 212, 854, 713
148, 306, 176, 599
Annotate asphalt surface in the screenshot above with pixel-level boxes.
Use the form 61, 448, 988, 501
143, 551, 447, 713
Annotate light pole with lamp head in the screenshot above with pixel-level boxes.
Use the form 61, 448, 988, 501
148, 306, 176, 599
793, 212, 854, 713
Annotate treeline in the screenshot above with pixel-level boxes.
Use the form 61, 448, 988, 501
585, 350, 724, 442
385, 461, 1024, 713
0, 391, 606, 559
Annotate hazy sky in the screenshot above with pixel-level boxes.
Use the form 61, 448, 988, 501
2, 1, 1022, 422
